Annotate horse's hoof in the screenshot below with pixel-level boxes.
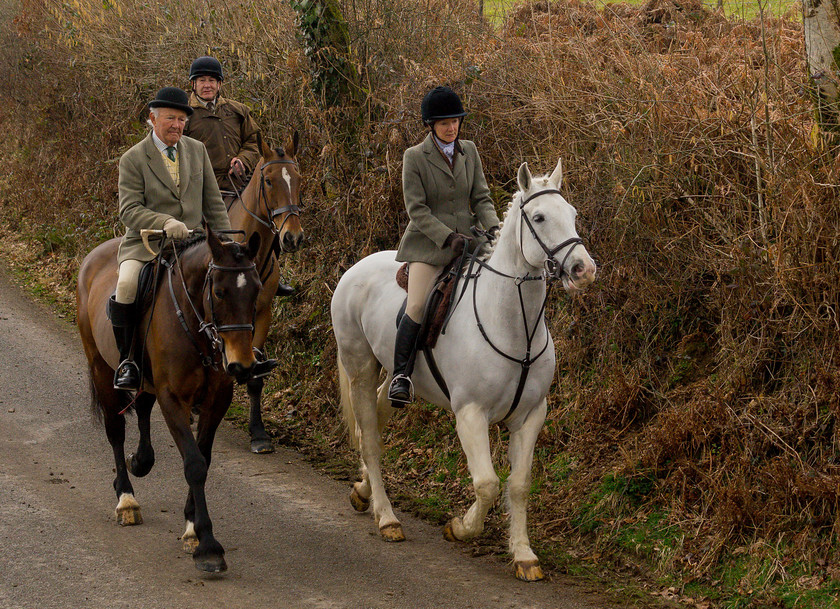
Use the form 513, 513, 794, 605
443, 519, 459, 542
349, 487, 370, 512
116, 507, 143, 526
514, 560, 545, 582
182, 536, 200, 554
379, 522, 406, 542
115, 494, 142, 526
194, 555, 227, 573
250, 438, 274, 454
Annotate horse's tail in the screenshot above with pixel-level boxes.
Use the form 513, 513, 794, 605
88, 369, 105, 425
337, 353, 360, 450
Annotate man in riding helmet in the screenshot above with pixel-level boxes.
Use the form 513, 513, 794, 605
111, 86, 231, 391
184, 55, 295, 297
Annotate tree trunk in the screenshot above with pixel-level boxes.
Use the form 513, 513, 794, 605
803, 0, 840, 127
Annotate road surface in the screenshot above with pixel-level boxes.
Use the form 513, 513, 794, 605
0, 266, 623, 609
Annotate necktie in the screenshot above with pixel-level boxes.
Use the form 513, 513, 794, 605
165, 146, 176, 162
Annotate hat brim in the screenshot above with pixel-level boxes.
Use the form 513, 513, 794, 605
424, 111, 467, 123
190, 71, 224, 82
149, 101, 194, 116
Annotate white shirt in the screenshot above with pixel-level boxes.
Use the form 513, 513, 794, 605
433, 134, 455, 162
151, 131, 177, 158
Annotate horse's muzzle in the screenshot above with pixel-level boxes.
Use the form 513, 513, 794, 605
227, 362, 255, 385
281, 231, 304, 253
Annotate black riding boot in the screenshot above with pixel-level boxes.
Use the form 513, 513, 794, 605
275, 282, 295, 298
388, 315, 422, 407
108, 296, 140, 391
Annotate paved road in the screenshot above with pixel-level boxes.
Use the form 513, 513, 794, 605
0, 267, 618, 609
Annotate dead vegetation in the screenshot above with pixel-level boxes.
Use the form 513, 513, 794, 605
2, 0, 840, 604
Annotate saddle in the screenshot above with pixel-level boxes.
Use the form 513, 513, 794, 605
395, 257, 460, 349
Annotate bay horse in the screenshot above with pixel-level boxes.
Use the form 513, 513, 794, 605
227, 133, 304, 453
330, 159, 597, 581
76, 228, 262, 573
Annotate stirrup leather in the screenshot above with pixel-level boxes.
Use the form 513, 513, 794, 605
388, 374, 414, 403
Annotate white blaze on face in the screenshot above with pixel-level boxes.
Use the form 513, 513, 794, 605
282, 167, 292, 191
236, 272, 247, 289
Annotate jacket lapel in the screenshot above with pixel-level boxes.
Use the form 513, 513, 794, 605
422, 134, 454, 179
144, 134, 180, 198
452, 143, 465, 181
178, 141, 191, 195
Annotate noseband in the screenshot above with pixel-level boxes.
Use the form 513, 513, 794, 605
519, 189, 583, 279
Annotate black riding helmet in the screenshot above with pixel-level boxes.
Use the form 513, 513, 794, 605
421, 86, 467, 125
189, 56, 224, 82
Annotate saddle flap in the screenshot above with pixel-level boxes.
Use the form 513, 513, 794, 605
394, 266, 456, 349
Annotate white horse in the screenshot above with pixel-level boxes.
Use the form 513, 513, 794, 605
330, 159, 597, 581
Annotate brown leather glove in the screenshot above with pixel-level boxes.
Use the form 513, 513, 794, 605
443, 232, 469, 256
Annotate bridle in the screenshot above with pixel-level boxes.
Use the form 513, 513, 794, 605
427, 188, 587, 426
167, 248, 258, 369
228, 157, 303, 280
518, 188, 583, 280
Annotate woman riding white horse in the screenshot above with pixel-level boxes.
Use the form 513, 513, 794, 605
331, 154, 597, 580
389, 85, 500, 406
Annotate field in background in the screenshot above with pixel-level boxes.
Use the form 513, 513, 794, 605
485, 0, 797, 22
1, 0, 839, 606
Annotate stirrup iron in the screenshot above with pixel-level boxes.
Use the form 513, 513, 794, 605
388, 373, 414, 405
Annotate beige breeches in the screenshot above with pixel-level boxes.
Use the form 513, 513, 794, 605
406, 262, 442, 322
115, 259, 146, 304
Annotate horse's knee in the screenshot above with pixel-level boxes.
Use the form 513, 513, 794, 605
505, 473, 531, 503
474, 475, 500, 504
184, 455, 208, 485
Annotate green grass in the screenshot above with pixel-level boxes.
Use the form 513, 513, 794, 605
483, 0, 797, 25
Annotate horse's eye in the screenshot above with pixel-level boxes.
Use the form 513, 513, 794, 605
533, 213, 545, 223
214, 288, 225, 299
264, 179, 272, 187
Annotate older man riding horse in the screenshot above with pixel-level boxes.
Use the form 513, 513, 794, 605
77, 86, 266, 573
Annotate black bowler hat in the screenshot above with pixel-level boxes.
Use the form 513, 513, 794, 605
148, 87, 193, 116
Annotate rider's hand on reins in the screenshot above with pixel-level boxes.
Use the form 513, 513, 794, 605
229, 157, 246, 178
163, 218, 189, 240
444, 232, 470, 256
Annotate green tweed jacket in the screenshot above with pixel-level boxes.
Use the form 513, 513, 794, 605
396, 133, 500, 266
117, 132, 231, 264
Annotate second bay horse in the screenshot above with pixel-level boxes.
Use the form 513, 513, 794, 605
228, 133, 305, 453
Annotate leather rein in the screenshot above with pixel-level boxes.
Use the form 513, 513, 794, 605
427, 188, 583, 426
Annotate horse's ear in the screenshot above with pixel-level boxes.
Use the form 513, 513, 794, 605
517, 162, 532, 192
207, 228, 224, 260
246, 231, 261, 261
285, 131, 300, 158
549, 157, 563, 188
257, 131, 272, 159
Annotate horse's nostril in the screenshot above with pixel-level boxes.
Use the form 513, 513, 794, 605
572, 263, 584, 277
